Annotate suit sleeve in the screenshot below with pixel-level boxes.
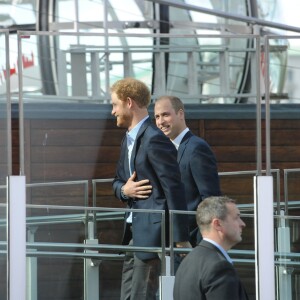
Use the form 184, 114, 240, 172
147, 134, 189, 242
190, 142, 221, 199
112, 136, 131, 203
112, 172, 128, 202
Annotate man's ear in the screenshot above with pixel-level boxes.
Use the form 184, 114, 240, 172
178, 108, 185, 119
127, 97, 133, 108
212, 218, 222, 231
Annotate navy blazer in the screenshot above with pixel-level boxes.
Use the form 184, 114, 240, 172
178, 131, 221, 244
173, 240, 249, 300
113, 118, 189, 260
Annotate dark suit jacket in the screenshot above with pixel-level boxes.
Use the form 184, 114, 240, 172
113, 118, 189, 260
178, 131, 221, 245
173, 240, 249, 300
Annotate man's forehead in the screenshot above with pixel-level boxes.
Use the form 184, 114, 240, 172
226, 202, 239, 213
111, 93, 120, 101
155, 101, 174, 112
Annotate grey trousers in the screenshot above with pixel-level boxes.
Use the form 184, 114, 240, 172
120, 241, 161, 300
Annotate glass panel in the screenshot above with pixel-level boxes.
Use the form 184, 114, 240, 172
275, 214, 300, 300
26, 181, 89, 206
18, 31, 259, 104
168, 0, 251, 103
257, 0, 296, 28
231, 213, 300, 300
0, 31, 11, 181
23, 202, 300, 299
0, 0, 36, 26
274, 36, 300, 104
0, 30, 10, 300
52, 0, 259, 104
26, 205, 166, 299
54, 0, 153, 89
0, 198, 7, 299
254, 24, 300, 103
230, 214, 255, 300
0, 32, 42, 97
27, 206, 88, 299
284, 169, 300, 215
219, 170, 280, 212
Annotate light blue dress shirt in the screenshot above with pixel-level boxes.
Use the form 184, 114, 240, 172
126, 115, 149, 223
203, 237, 233, 264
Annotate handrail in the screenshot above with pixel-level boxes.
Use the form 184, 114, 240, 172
2, 201, 300, 228
2, 249, 300, 268
18, 30, 259, 38
67, 44, 258, 53
1, 241, 300, 266
218, 169, 279, 176
26, 179, 89, 187
149, 0, 300, 34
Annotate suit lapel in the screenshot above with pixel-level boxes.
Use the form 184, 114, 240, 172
177, 131, 193, 163
130, 118, 150, 173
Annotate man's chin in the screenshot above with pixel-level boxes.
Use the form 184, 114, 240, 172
116, 120, 125, 128
162, 129, 171, 137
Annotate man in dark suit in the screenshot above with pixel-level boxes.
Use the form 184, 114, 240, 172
173, 196, 249, 300
154, 96, 221, 247
111, 78, 191, 300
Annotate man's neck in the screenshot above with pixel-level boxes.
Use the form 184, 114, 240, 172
129, 110, 149, 131
171, 127, 189, 144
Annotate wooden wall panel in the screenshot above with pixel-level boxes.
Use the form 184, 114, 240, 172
16, 115, 300, 211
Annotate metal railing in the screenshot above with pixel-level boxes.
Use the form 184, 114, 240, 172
1, 167, 300, 299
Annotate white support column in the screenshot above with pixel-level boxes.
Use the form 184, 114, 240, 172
187, 51, 198, 96
26, 227, 37, 300
277, 210, 292, 299
254, 175, 275, 300
57, 50, 68, 96
8, 175, 26, 300
160, 256, 175, 300
84, 220, 99, 300
91, 52, 101, 99
219, 48, 229, 96
123, 52, 134, 78
70, 52, 88, 96
153, 52, 166, 96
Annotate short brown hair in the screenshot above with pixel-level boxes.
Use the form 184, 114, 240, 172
110, 77, 151, 108
156, 95, 184, 113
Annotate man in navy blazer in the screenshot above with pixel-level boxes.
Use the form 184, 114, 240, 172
111, 78, 191, 300
173, 196, 249, 300
154, 96, 221, 247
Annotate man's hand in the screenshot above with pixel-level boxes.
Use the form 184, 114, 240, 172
122, 171, 152, 199
175, 241, 192, 257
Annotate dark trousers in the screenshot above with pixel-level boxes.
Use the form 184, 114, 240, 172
120, 240, 161, 300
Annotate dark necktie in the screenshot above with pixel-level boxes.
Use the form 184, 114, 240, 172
122, 136, 130, 178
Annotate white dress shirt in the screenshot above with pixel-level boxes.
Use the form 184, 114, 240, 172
172, 127, 189, 150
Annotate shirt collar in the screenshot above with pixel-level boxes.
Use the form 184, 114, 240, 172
172, 127, 189, 150
203, 238, 233, 264
127, 115, 149, 142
